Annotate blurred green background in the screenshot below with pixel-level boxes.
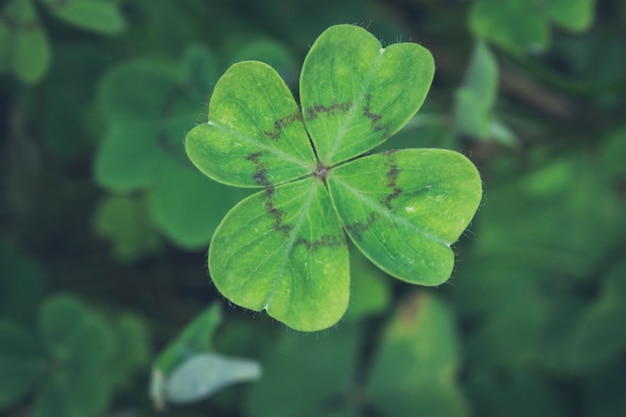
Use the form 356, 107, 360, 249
1, 0, 626, 416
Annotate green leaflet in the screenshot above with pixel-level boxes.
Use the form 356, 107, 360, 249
151, 303, 261, 407
185, 61, 316, 187
328, 149, 482, 286
209, 178, 349, 332
300, 24, 434, 165
186, 24, 482, 331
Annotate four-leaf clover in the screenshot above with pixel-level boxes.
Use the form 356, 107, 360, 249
185, 24, 482, 331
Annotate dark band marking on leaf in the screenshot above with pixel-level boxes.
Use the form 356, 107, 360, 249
305, 100, 351, 121
382, 153, 403, 210
246, 152, 292, 236
262, 111, 302, 141
363, 94, 392, 139
345, 212, 381, 241
246, 152, 272, 188
267, 202, 292, 236
295, 233, 346, 251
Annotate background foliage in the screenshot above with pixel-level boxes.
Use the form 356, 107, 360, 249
1, 0, 625, 416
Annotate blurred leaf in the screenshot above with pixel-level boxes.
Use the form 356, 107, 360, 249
19, 294, 121, 417
33, 365, 109, 417
465, 292, 547, 369
41, 43, 110, 158
602, 126, 626, 180
40, 0, 126, 35
454, 41, 501, 141
107, 312, 151, 389
568, 260, 626, 372
470, 0, 549, 54
38, 294, 114, 365
0, 0, 51, 83
548, 0, 595, 32
121, 0, 202, 57
451, 261, 543, 318
246, 325, 361, 417
96, 60, 183, 126
471, 153, 626, 276
94, 122, 168, 192
469, 0, 596, 54
163, 353, 260, 404
184, 43, 220, 100
568, 296, 626, 371
344, 245, 390, 321
0, 320, 47, 406
489, 117, 517, 146
94, 194, 164, 262
151, 303, 262, 408
95, 46, 241, 248
366, 293, 469, 417
0, 241, 45, 323
153, 303, 222, 377
453, 148, 626, 377
231, 38, 299, 85
522, 157, 572, 196
467, 370, 569, 417
147, 160, 249, 250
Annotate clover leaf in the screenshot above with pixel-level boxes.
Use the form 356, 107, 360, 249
150, 303, 261, 408
0, 294, 117, 417
186, 24, 482, 331
469, 0, 595, 54
246, 293, 467, 417
94, 45, 241, 249
0, 0, 125, 83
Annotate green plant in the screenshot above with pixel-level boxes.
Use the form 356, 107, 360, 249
94, 40, 298, 253
0, 294, 149, 417
0, 0, 126, 83
469, 0, 596, 54
93, 194, 164, 262
150, 303, 260, 408
246, 292, 468, 417
185, 24, 482, 331
454, 40, 513, 144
